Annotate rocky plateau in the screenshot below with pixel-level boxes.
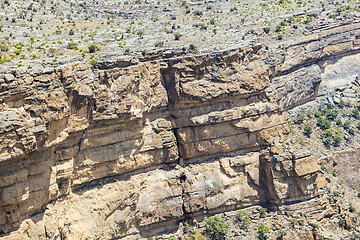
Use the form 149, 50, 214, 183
1, 0, 360, 239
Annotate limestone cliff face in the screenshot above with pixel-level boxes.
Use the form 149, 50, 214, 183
1, 22, 360, 239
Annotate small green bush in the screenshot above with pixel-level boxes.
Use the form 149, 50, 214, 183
174, 33, 182, 40
259, 208, 267, 218
193, 10, 203, 16
324, 129, 332, 137
205, 216, 228, 239
88, 44, 99, 53
337, 119, 343, 126
189, 44, 197, 51
324, 136, 332, 146
304, 125, 312, 137
258, 224, 269, 238
334, 133, 341, 146
189, 231, 206, 240
288, 121, 294, 133
263, 27, 270, 33
90, 60, 100, 67
326, 109, 338, 120
236, 210, 250, 229
317, 117, 330, 130
352, 109, 360, 118
326, 103, 335, 109
349, 128, 355, 135
343, 120, 351, 129
314, 110, 322, 118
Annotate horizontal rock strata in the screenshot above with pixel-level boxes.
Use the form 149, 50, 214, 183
1, 22, 360, 239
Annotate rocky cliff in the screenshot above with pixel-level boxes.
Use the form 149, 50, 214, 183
1, 21, 360, 239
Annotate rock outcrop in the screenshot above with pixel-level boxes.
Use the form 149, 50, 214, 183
1, 21, 360, 239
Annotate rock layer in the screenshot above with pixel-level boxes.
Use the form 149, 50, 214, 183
1, 22, 360, 239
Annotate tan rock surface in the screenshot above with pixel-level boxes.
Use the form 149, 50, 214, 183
1, 22, 360, 239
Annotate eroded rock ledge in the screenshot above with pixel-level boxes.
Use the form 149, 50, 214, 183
1, 22, 360, 239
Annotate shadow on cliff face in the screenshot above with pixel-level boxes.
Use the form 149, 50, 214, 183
0, 146, 56, 236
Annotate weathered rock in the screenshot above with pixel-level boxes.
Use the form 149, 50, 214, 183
2, 22, 360, 239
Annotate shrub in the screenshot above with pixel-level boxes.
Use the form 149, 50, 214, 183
258, 224, 269, 239
236, 210, 250, 229
88, 44, 99, 53
235, 210, 246, 219
183, 221, 190, 233
189, 231, 206, 240
193, 10, 203, 16
337, 119, 343, 126
277, 35, 283, 40
205, 216, 228, 239
67, 42, 78, 50
334, 133, 341, 146
90, 60, 100, 67
189, 44, 197, 51
297, 136, 305, 146
259, 208, 267, 218
324, 136, 332, 146
314, 110, 322, 118
317, 117, 330, 130
326, 109, 338, 120
297, 113, 305, 122
349, 128, 355, 135
0, 44, 9, 52
263, 27, 270, 33
304, 125, 312, 137
137, 31, 144, 38
343, 120, 351, 129
324, 129, 332, 137
306, 110, 313, 118
288, 121, 294, 133
333, 191, 340, 197
352, 109, 360, 118
327, 103, 335, 109
174, 33, 182, 40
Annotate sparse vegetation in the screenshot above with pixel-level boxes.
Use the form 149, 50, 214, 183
257, 224, 270, 239
205, 216, 228, 239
